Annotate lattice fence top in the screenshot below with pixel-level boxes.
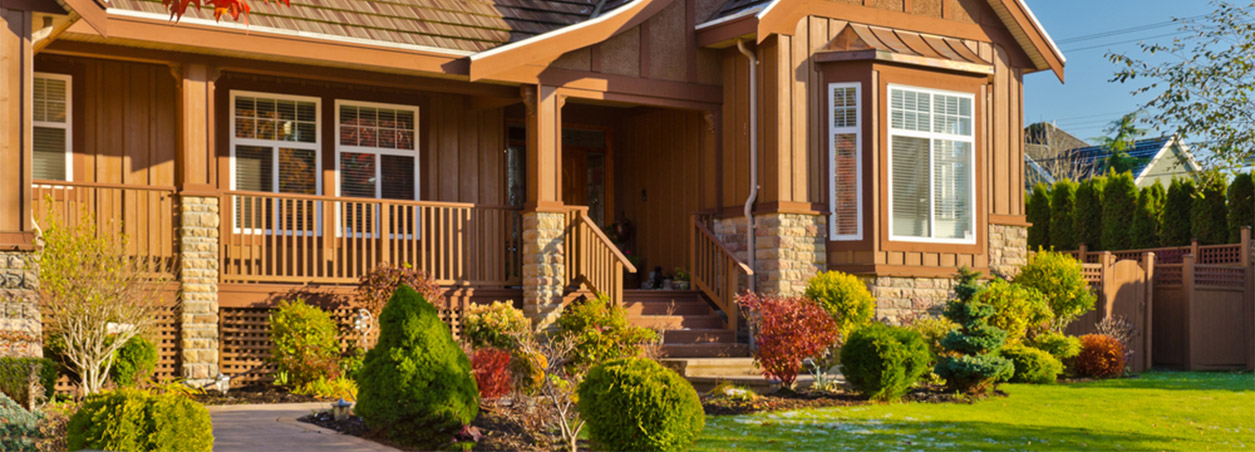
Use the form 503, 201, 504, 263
1194, 266, 1247, 288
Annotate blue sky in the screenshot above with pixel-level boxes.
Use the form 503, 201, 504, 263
1022, 0, 1213, 144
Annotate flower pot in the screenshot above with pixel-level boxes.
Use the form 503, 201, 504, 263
674, 280, 690, 291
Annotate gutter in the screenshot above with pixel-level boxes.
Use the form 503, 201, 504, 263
736, 38, 758, 293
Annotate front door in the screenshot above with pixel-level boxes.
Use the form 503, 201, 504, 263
562, 127, 612, 227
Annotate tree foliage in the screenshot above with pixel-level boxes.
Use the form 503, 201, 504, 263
935, 268, 1013, 394
1131, 184, 1166, 249
1074, 175, 1107, 249
162, 0, 289, 22
1228, 172, 1255, 242
1192, 175, 1229, 245
1049, 180, 1079, 250
1101, 172, 1139, 251
1108, 1, 1255, 168
1027, 184, 1051, 250
1161, 178, 1196, 246
1098, 112, 1149, 174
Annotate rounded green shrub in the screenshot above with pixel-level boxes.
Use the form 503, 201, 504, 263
1027, 183, 1051, 250
1228, 172, 1254, 242
1192, 175, 1229, 245
0, 392, 41, 451
554, 296, 657, 373
1014, 251, 1096, 331
906, 315, 959, 358
1162, 178, 1196, 246
463, 300, 529, 350
1074, 175, 1107, 249
1030, 332, 1082, 361
270, 298, 341, 387
1049, 180, 1078, 250
0, 357, 57, 408
976, 280, 1052, 345
840, 323, 932, 401
1102, 172, 1139, 250
355, 285, 478, 449
1001, 345, 1063, 384
578, 358, 704, 451
803, 271, 876, 341
111, 335, 159, 388
67, 389, 213, 452
1130, 184, 1166, 249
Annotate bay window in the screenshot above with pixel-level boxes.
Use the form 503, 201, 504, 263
829, 82, 862, 241
888, 85, 975, 243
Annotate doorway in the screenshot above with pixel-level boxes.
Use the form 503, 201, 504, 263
562, 127, 612, 228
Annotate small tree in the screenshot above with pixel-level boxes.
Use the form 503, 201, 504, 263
1074, 175, 1107, 250
1162, 178, 1196, 246
1131, 184, 1166, 249
1101, 172, 1139, 250
1027, 183, 1052, 250
1049, 180, 1079, 250
934, 268, 1013, 395
1227, 172, 1254, 242
1192, 175, 1229, 245
35, 210, 165, 395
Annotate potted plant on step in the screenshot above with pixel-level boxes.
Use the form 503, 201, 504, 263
673, 267, 690, 291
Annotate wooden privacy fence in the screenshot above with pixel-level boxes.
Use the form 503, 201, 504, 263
690, 215, 753, 333
1064, 252, 1154, 373
563, 207, 636, 305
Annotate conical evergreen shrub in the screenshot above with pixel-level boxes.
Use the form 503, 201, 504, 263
1130, 184, 1165, 249
1074, 175, 1106, 249
1049, 180, 1078, 250
1192, 176, 1228, 245
1161, 178, 1195, 246
355, 285, 479, 449
1228, 172, 1254, 242
1101, 172, 1138, 250
935, 268, 1013, 394
1027, 184, 1051, 250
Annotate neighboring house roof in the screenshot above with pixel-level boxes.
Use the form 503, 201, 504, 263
1034, 136, 1203, 185
106, 0, 632, 53
1024, 153, 1055, 189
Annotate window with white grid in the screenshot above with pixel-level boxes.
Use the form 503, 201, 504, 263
33, 73, 72, 182
829, 82, 861, 241
888, 85, 975, 244
230, 91, 321, 233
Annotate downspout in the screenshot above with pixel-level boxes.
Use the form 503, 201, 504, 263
736, 38, 758, 293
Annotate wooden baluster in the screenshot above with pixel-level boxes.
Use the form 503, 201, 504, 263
380, 201, 393, 266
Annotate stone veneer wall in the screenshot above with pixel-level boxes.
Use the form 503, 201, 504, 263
0, 251, 40, 358
179, 196, 220, 384
866, 276, 955, 324
521, 211, 566, 328
988, 224, 1029, 279
755, 213, 827, 297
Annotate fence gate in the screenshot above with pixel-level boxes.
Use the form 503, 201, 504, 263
1066, 253, 1154, 373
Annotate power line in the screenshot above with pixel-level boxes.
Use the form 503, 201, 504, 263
1062, 30, 1189, 52
1054, 14, 1206, 44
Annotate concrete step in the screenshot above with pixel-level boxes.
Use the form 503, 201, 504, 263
622, 300, 712, 316
661, 329, 735, 344
660, 357, 758, 377
629, 314, 724, 330
659, 343, 750, 358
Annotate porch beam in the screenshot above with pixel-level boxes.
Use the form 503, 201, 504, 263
0, 7, 34, 249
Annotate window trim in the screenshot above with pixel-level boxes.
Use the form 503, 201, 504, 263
332, 99, 421, 201
33, 72, 73, 184
828, 82, 862, 241
885, 84, 977, 245
228, 90, 323, 235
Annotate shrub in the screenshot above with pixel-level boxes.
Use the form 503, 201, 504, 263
1075, 334, 1126, 378
1014, 251, 1096, 330
1192, 175, 1229, 245
578, 358, 704, 451
508, 349, 546, 396
976, 280, 1052, 345
463, 301, 529, 350
270, 299, 341, 387
1049, 180, 1078, 250
111, 335, 158, 388
67, 388, 213, 452
1162, 178, 1196, 246
803, 271, 876, 341
354, 262, 441, 318
1030, 331, 1082, 361
35, 400, 75, 452
840, 323, 931, 401
1074, 175, 1107, 249
1130, 183, 1166, 249
1229, 172, 1254, 242
471, 348, 512, 401
355, 285, 478, 449
905, 315, 959, 358
738, 294, 839, 387
0, 392, 41, 451
0, 357, 57, 409
553, 296, 657, 373
293, 376, 358, 401
1027, 183, 1051, 250
1102, 172, 1139, 250
1001, 345, 1063, 384
935, 268, 1014, 394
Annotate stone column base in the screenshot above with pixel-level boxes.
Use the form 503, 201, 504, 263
0, 250, 40, 358
179, 196, 220, 385
521, 211, 566, 329
754, 213, 827, 297
989, 224, 1029, 279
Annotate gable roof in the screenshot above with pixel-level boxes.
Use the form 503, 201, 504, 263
1037, 136, 1202, 183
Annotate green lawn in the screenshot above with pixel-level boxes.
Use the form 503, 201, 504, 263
697, 372, 1255, 451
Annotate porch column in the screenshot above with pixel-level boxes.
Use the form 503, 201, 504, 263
175, 63, 221, 384
0, 7, 41, 358
754, 211, 827, 297
521, 85, 566, 328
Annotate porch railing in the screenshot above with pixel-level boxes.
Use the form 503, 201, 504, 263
564, 207, 636, 305
221, 191, 522, 286
690, 214, 753, 333
31, 180, 177, 277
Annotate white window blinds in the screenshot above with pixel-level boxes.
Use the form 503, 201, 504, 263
829, 83, 862, 241
33, 74, 71, 181
888, 86, 975, 243
336, 101, 419, 201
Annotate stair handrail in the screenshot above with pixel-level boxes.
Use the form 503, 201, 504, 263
690, 214, 753, 333
565, 207, 637, 305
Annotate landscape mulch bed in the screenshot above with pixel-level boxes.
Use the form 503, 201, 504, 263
193, 384, 321, 405
700, 385, 1000, 416
300, 402, 589, 452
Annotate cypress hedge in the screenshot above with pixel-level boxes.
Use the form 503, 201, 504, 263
1026, 183, 1051, 250
1101, 172, 1138, 251
1074, 175, 1107, 249
1192, 176, 1229, 245
1161, 178, 1195, 246
1049, 180, 1078, 250
1130, 183, 1165, 249
1228, 172, 1254, 242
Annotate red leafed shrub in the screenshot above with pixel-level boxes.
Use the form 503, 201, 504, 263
1075, 334, 1126, 378
738, 294, 839, 387
471, 348, 512, 400
355, 263, 442, 318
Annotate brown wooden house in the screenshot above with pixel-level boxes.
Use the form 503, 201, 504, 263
0, 0, 1064, 383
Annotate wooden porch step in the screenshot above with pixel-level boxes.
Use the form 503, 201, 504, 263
629, 314, 725, 329
622, 289, 705, 302
622, 300, 712, 315
658, 343, 750, 358
661, 328, 735, 344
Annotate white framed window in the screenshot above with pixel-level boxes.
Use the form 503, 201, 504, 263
33, 73, 72, 182
334, 100, 420, 238
828, 82, 861, 241
887, 85, 976, 244
229, 91, 321, 234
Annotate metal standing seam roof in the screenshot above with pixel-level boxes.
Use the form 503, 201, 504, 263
106, 0, 632, 53
821, 22, 990, 66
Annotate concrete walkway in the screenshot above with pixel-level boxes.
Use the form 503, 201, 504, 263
209, 403, 399, 452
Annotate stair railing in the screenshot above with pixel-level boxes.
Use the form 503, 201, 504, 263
564, 207, 637, 305
689, 214, 753, 333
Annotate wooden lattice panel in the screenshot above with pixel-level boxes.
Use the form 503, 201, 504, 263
1155, 265, 1184, 286
51, 306, 180, 394
1155, 248, 1188, 264
1081, 263, 1103, 291
1195, 266, 1247, 288
1198, 245, 1243, 265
